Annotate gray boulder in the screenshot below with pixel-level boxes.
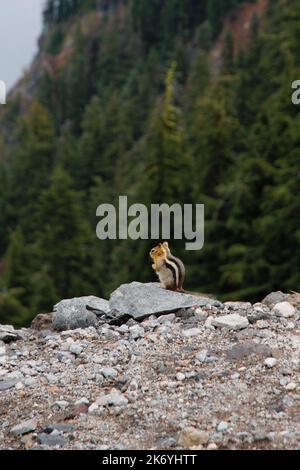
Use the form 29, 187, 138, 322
109, 282, 214, 320
52, 296, 110, 331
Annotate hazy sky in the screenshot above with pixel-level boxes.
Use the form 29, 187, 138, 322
0, 0, 44, 90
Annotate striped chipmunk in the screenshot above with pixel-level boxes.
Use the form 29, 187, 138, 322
149, 241, 186, 292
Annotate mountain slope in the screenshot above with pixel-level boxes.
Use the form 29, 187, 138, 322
1, 0, 300, 326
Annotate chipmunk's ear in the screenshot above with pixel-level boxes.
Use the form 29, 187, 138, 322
162, 241, 169, 249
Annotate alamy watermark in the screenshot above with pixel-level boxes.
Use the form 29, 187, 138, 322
96, 196, 204, 251
291, 80, 300, 105
0, 80, 6, 104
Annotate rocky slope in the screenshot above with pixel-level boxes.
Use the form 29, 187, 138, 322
1, 285, 300, 450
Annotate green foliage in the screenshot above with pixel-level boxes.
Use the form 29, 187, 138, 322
1, 0, 300, 325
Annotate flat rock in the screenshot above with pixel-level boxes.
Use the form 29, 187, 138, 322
52, 296, 108, 330
226, 341, 272, 360
10, 418, 38, 436
212, 314, 249, 331
0, 379, 18, 391
109, 282, 214, 320
37, 433, 69, 447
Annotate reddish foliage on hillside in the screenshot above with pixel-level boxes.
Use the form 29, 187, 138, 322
210, 0, 269, 78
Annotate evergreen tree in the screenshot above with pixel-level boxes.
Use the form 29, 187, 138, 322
35, 167, 93, 299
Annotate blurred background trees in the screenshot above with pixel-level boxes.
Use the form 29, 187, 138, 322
1, 0, 300, 325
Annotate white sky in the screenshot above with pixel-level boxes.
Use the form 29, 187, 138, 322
0, 0, 44, 90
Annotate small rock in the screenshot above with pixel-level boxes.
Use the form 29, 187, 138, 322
225, 301, 252, 311
272, 302, 296, 318
11, 418, 38, 436
129, 325, 144, 340
193, 308, 207, 321
254, 432, 271, 442
285, 382, 297, 391
264, 358, 277, 368
256, 320, 269, 329
158, 313, 176, 324
217, 421, 228, 432
176, 373, 186, 381
88, 402, 99, 413
204, 317, 215, 329
100, 367, 118, 380
37, 433, 69, 448
178, 427, 209, 447
226, 341, 272, 360
24, 377, 37, 387
212, 314, 249, 331
117, 325, 129, 333
69, 343, 83, 355
195, 350, 208, 362
57, 351, 75, 363
182, 328, 201, 337
97, 390, 128, 407
207, 442, 218, 450
66, 402, 89, 418
20, 433, 35, 449
262, 291, 287, 307
0, 379, 18, 391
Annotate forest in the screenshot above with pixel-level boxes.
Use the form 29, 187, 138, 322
0, 0, 299, 326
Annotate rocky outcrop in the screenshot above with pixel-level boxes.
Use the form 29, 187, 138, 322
51, 282, 218, 330
1, 290, 300, 450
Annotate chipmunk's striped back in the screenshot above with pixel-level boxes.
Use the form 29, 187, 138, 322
149, 242, 185, 291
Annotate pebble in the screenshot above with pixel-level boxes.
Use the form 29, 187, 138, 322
204, 317, 214, 329
285, 382, 297, 391
196, 350, 208, 362
176, 373, 186, 381
212, 314, 249, 331
264, 358, 277, 368
256, 320, 269, 329
272, 302, 296, 318
182, 328, 201, 337
178, 427, 209, 447
0, 379, 18, 391
129, 325, 145, 340
100, 367, 118, 380
193, 308, 207, 321
69, 343, 83, 355
207, 442, 218, 450
37, 433, 69, 448
158, 314, 176, 324
217, 421, 228, 432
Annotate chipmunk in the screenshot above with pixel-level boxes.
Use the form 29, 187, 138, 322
149, 242, 185, 292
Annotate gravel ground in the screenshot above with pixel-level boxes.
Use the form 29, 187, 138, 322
1, 297, 300, 450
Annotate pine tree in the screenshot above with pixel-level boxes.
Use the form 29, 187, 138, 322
9, 101, 55, 238
35, 167, 93, 299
